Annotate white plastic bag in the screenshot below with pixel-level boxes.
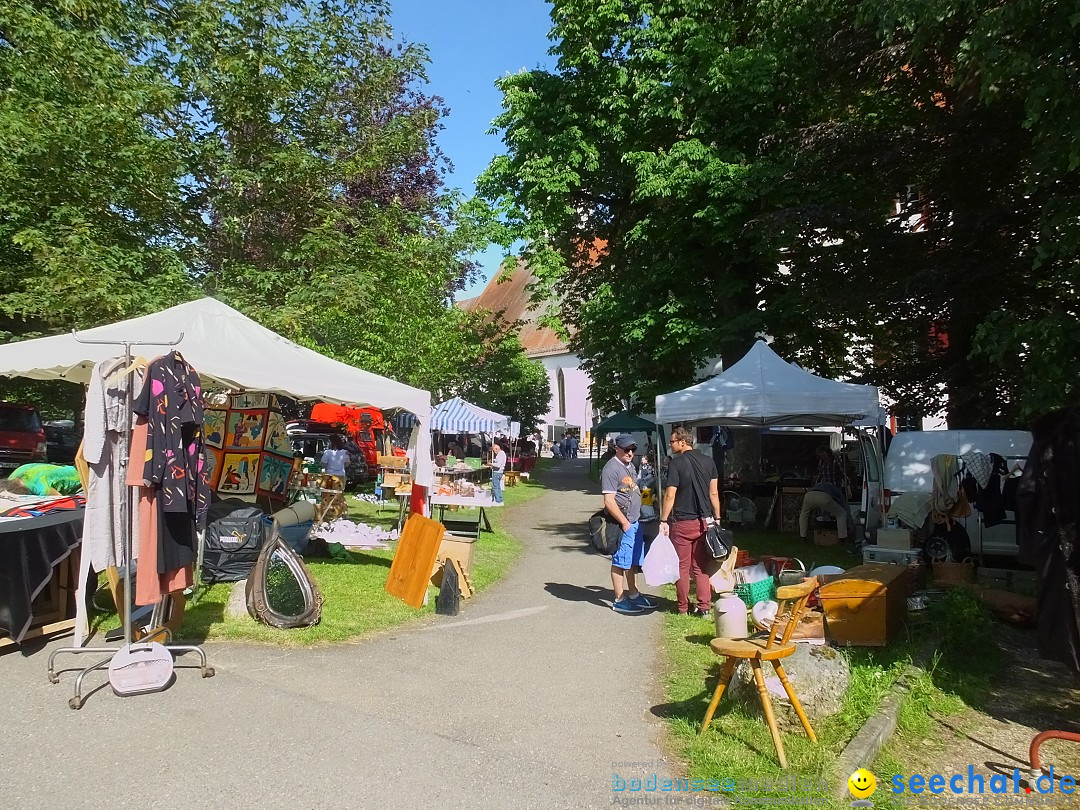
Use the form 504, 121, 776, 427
642, 533, 681, 586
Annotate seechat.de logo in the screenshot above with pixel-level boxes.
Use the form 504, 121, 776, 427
848, 768, 877, 807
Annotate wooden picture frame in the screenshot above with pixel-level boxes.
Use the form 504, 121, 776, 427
218, 452, 261, 495
262, 410, 291, 457
226, 409, 268, 450
204, 409, 226, 449
256, 454, 292, 500
230, 392, 270, 410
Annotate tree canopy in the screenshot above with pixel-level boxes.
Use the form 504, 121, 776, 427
0, 0, 548, 419
481, 0, 1080, 425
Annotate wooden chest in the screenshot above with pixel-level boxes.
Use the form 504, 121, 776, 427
817, 563, 908, 647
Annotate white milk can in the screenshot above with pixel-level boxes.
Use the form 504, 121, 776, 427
713, 591, 748, 639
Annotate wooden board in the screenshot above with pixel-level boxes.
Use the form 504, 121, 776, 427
385, 513, 446, 609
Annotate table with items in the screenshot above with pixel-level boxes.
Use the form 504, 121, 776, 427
430, 494, 503, 534
0, 507, 84, 648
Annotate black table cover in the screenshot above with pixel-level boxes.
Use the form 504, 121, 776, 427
0, 510, 83, 644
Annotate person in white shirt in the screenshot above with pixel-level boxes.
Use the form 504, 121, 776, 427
320, 435, 349, 486
489, 440, 507, 504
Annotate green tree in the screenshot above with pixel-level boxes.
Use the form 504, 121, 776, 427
0, 0, 195, 337
479, 0, 799, 412
483, 0, 1080, 424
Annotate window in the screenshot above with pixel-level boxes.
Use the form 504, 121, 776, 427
557, 369, 566, 418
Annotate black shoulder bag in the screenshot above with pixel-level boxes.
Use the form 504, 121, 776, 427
682, 452, 733, 560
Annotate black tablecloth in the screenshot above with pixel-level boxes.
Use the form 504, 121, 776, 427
0, 510, 83, 643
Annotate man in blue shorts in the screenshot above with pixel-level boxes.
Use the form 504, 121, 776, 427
601, 434, 657, 614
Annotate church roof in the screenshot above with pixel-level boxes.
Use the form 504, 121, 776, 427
457, 261, 568, 358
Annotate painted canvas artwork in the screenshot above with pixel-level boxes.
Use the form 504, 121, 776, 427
257, 454, 292, 500
263, 411, 291, 457
204, 447, 223, 490
204, 409, 226, 449
218, 452, 261, 495
230, 392, 270, 410
226, 410, 267, 449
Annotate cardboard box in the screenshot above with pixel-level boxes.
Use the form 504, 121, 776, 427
876, 528, 913, 550
814, 529, 839, 546
438, 534, 478, 576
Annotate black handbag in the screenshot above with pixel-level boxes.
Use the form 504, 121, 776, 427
682, 452, 733, 560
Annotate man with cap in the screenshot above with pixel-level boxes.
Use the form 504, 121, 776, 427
601, 433, 657, 614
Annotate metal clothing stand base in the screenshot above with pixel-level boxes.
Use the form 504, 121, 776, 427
47, 331, 214, 710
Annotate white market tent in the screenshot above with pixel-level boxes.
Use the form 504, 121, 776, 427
655, 340, 880, 427
0, 297, 434, 483
430, 397, 509, 434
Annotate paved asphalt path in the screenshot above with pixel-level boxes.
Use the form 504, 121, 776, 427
2, 459, 675, 809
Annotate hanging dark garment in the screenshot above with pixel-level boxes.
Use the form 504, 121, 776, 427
133, 352, 210, 574
974, 453, 1010, 528
1016, 406, 1080, 673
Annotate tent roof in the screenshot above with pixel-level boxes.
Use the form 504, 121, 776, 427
0, 297, 431, 419
592, 410, 656, 436
430, 397, 509, 433
654, 340, 879, 427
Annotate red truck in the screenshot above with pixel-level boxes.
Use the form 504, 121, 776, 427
0, 403, 48, 473
308, 404, 398, 470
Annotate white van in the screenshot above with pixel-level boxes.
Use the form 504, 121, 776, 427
883, 430, 1031, 559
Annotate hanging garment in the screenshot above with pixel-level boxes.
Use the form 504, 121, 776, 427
960, 450, 993, 489
127, 416, 191, 606
973, 453, 1010, 528
133, 352, 210, 573
80, 357, 144, 572
1016, 406, 1080, 672
931, 454, 970, 527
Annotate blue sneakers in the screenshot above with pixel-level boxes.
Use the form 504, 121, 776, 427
612, 597, 644, 615
627, 593, 657, 610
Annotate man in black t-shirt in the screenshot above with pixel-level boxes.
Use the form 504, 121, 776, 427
658, 425, 722, 616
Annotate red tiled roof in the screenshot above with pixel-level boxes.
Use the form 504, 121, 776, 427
457, 261, 568, 358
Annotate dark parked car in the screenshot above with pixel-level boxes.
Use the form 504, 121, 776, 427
44, 422, 81, 464
288, 425, 369, 487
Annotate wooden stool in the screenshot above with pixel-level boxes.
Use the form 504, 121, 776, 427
317, 474, 346, 522
699, 577, 820, 768
504, 470, 520, 487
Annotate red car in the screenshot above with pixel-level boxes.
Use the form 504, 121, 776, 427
0, 403, 48, 473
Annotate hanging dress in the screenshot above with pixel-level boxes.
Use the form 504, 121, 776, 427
80, 357, 144, 572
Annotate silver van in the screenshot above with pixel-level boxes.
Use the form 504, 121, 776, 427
883, 430, 1031, 560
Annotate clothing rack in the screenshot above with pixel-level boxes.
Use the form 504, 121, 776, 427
47, 332, 214, 710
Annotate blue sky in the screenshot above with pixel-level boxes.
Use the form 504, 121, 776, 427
389, 0, 555, 298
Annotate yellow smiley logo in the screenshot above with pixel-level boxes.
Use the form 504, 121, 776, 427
848, 769, 877, 800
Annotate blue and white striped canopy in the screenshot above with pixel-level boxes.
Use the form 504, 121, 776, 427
430, 397, 510, 433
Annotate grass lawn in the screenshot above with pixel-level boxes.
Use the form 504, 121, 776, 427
90, 461, 552, 646
658, 527, 999, 809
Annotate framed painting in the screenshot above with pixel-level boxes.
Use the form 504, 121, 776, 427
256, 453, 293, 500
230, 392, 270, 410
204, 447, 223, 490
218, 452, 261, 496
203, 409, 226, 449
226, 409, 267, 450
263, 410, 292, 457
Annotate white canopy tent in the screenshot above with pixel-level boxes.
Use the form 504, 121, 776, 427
0, 297, 436, 647
655, 340, 880, 427
0, 297, 434, 481
430, 397, 509, 434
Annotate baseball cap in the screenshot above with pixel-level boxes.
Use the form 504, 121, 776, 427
614, 434, 637, 450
